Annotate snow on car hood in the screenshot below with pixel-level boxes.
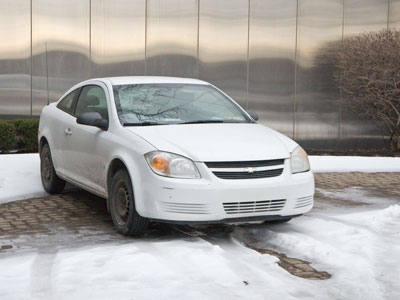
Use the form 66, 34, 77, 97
126, 123, 292, 162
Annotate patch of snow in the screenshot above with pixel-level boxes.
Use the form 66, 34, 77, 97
0, 254, 36, 299
339, 204, 400, 233
0, 238, 325, 300
0, 153, 47, 204
309, 156, 400, 173
234, 204, 400, 300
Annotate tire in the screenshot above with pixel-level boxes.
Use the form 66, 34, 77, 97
40, 143, 66, 194
109, 169, 149, 236
264, 218, 292, 224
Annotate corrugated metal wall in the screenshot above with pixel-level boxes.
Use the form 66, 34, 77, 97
0, 0, 396, 149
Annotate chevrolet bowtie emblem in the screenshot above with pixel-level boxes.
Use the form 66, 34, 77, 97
245, 167, 256, 173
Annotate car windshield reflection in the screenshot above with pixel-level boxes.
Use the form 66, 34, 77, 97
112, 83, 253, 126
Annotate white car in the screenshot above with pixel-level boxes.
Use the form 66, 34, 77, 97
39, 76, 314, 236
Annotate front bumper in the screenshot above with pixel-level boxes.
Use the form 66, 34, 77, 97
135, 159, 314, 223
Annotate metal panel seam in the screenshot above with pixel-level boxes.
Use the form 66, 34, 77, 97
30, 0, 33, 115
196, 0, 200, 78
144, 0, 148, 75
246, 0, 250, 110
293, 0, 299, 140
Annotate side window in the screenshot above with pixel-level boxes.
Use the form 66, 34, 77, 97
74, 85, 108, 120
57, 90, 77, 115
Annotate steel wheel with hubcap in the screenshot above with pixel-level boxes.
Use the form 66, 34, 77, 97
114, 183, 130, 226
40, 143, 66, 194
110, 169, 149, 236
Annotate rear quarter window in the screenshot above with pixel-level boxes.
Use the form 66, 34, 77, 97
57, 90, 78, 115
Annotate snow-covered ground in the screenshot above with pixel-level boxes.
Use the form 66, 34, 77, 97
0, 154, 399, 299
0, 154, 47, 204
234, 203, 400, 300
0, 198, 399, 300
1, 153, 400, 205
309, 155, 400, 173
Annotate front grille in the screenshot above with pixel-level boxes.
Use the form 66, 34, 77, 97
205, 159, 284, 168
223, 199, 286, 214
213, 168, 283, 179
205, 159, 285, 180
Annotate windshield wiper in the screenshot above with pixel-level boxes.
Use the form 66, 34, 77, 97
123, 120, 250, 126
177, 120, 226, 124
123, 121, 168, 126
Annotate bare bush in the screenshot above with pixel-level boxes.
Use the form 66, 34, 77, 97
334, 29, 400, 150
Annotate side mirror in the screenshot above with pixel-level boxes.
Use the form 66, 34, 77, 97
77, 112, 108, 130
246, 110, 259, 121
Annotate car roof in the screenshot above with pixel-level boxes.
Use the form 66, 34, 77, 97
92, 76, 209, 86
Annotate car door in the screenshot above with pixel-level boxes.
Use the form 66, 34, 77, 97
51, 88, 80, 176
62, 83, 110, 195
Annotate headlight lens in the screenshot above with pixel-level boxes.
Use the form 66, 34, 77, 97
145, 151, 201, 179
290, 146, 310, 174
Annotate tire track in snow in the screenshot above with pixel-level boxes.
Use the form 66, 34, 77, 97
166, 225, 318, 299
30, 248, 58, 300
197, 228, 325, 300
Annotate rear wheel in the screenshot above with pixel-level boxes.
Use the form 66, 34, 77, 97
110, 169, 149, 236
40, 143, 66, 194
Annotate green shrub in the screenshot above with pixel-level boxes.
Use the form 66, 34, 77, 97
13, 119, 40, 153
0, 120, 18, 152
0, 119, 39, 153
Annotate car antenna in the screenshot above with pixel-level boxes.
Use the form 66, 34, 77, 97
45, 42, 50, 105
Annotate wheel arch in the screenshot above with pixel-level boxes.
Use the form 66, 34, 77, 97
39, 136, 49, 154
106, 157, 132, 212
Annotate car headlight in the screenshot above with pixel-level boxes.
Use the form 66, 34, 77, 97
290, 146, 310, 174
145, 151, 201, 179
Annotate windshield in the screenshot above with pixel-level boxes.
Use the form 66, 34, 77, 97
112, 84, 252, 125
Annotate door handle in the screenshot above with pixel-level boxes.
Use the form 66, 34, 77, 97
64, 128, 72, 136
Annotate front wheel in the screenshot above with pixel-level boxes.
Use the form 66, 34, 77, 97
40, 143, 66, 194
109, 169, 149, 236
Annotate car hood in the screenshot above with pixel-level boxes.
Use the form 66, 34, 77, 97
126, 123, 292, 162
